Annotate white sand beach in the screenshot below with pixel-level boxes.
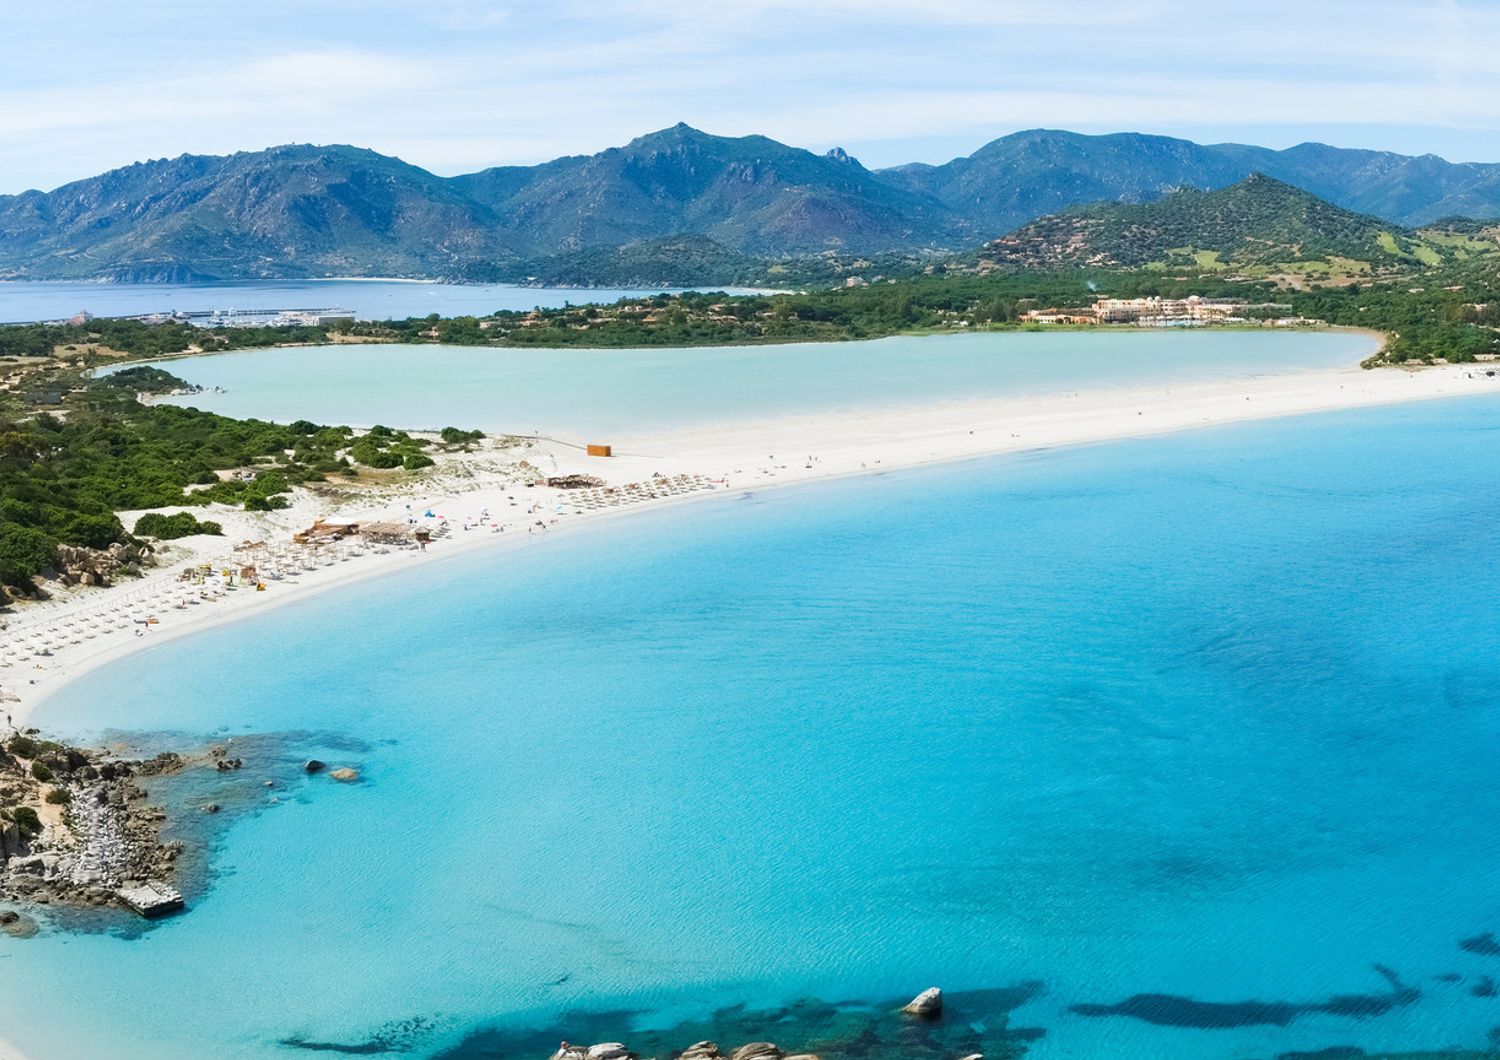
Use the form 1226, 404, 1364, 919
2, 359, 1497, 735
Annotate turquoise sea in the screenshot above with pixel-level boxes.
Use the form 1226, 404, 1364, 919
142, 329, 1372, 435
6, 388, 1500, 1058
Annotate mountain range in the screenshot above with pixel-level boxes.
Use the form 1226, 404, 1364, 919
2, 125, 1499, 283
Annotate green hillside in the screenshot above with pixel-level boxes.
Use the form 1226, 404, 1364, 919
980, 175, 1460, 273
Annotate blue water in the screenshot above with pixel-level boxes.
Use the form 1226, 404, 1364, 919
140, 330, 1374, 435
8, 394, 1500, 1058
0, 279, 764, 324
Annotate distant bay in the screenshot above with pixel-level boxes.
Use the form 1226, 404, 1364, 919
0, 279, 767, 325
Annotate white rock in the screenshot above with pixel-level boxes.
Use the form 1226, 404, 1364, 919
901, 986, 943, 1017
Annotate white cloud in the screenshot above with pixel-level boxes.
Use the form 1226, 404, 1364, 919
2, 1, 1499, 193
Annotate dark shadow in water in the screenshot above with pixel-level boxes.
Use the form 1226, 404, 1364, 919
1273, 1049, 1365, 1060
280, 1016, 435, 1054
1461, 933, 1500, 957
428, 985, 1045, 1060
1070, 964, 1418, 1030
1472, 975, 1497, 999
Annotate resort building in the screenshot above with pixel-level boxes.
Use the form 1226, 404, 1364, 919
1023, 295, 1260, 327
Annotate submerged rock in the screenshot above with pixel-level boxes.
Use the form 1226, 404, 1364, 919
330, 768, 359, 782
303, 759, 326, 774
0, 909, 38, 938
901, 987, 943, 1018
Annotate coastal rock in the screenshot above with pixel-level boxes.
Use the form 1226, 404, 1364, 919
729, 1044, 783, 1060
679, 1044, 722, 1059
53, 542, 153, 588
304, 759, 327, 774
585, 1044, 632, 1060
0, 910, 38, 938
8, 854, 48, 876
330, 768, 359, 782
958, 1055, 984, 1060
901, 987, 943, 1018
202, 803, 221, 814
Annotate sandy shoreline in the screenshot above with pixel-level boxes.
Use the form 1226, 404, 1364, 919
4, 358, 1499, 737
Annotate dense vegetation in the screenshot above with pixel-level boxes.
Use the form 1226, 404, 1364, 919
0, 394, 336, 590
0, 375, 479, 594
0, 317, 326, 359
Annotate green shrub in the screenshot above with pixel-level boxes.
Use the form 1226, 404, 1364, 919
363, 450, 404, 470
44, 787, 70, 806
0, 524, 57, 590
243, 494, 290, 512
134, 511, 223, 539
10, 806, 41, 837
6, 735, 40, 759
29, 761, 53, 783
440, 426, 485, 445
402, 452, 435, 471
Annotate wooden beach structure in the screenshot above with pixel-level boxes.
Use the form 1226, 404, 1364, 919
586, 443, 613, 457
359, 521, 413, 546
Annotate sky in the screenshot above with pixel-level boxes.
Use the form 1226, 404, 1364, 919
4, 0, 1499, 194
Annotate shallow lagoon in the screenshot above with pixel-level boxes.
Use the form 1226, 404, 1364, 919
8, 393, 1500, 1058
142, 329, 1374, 435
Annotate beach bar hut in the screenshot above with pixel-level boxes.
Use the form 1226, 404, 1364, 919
586, 444, 613, 458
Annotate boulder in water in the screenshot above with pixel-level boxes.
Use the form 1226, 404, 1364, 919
329, 768, 359, 782
901, 987, 943, 1018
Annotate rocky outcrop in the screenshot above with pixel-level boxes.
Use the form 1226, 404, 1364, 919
52, 542, 155, 588
0, 736, 187, 916
330, 768, 359, 782
901, 987, 943, 1018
